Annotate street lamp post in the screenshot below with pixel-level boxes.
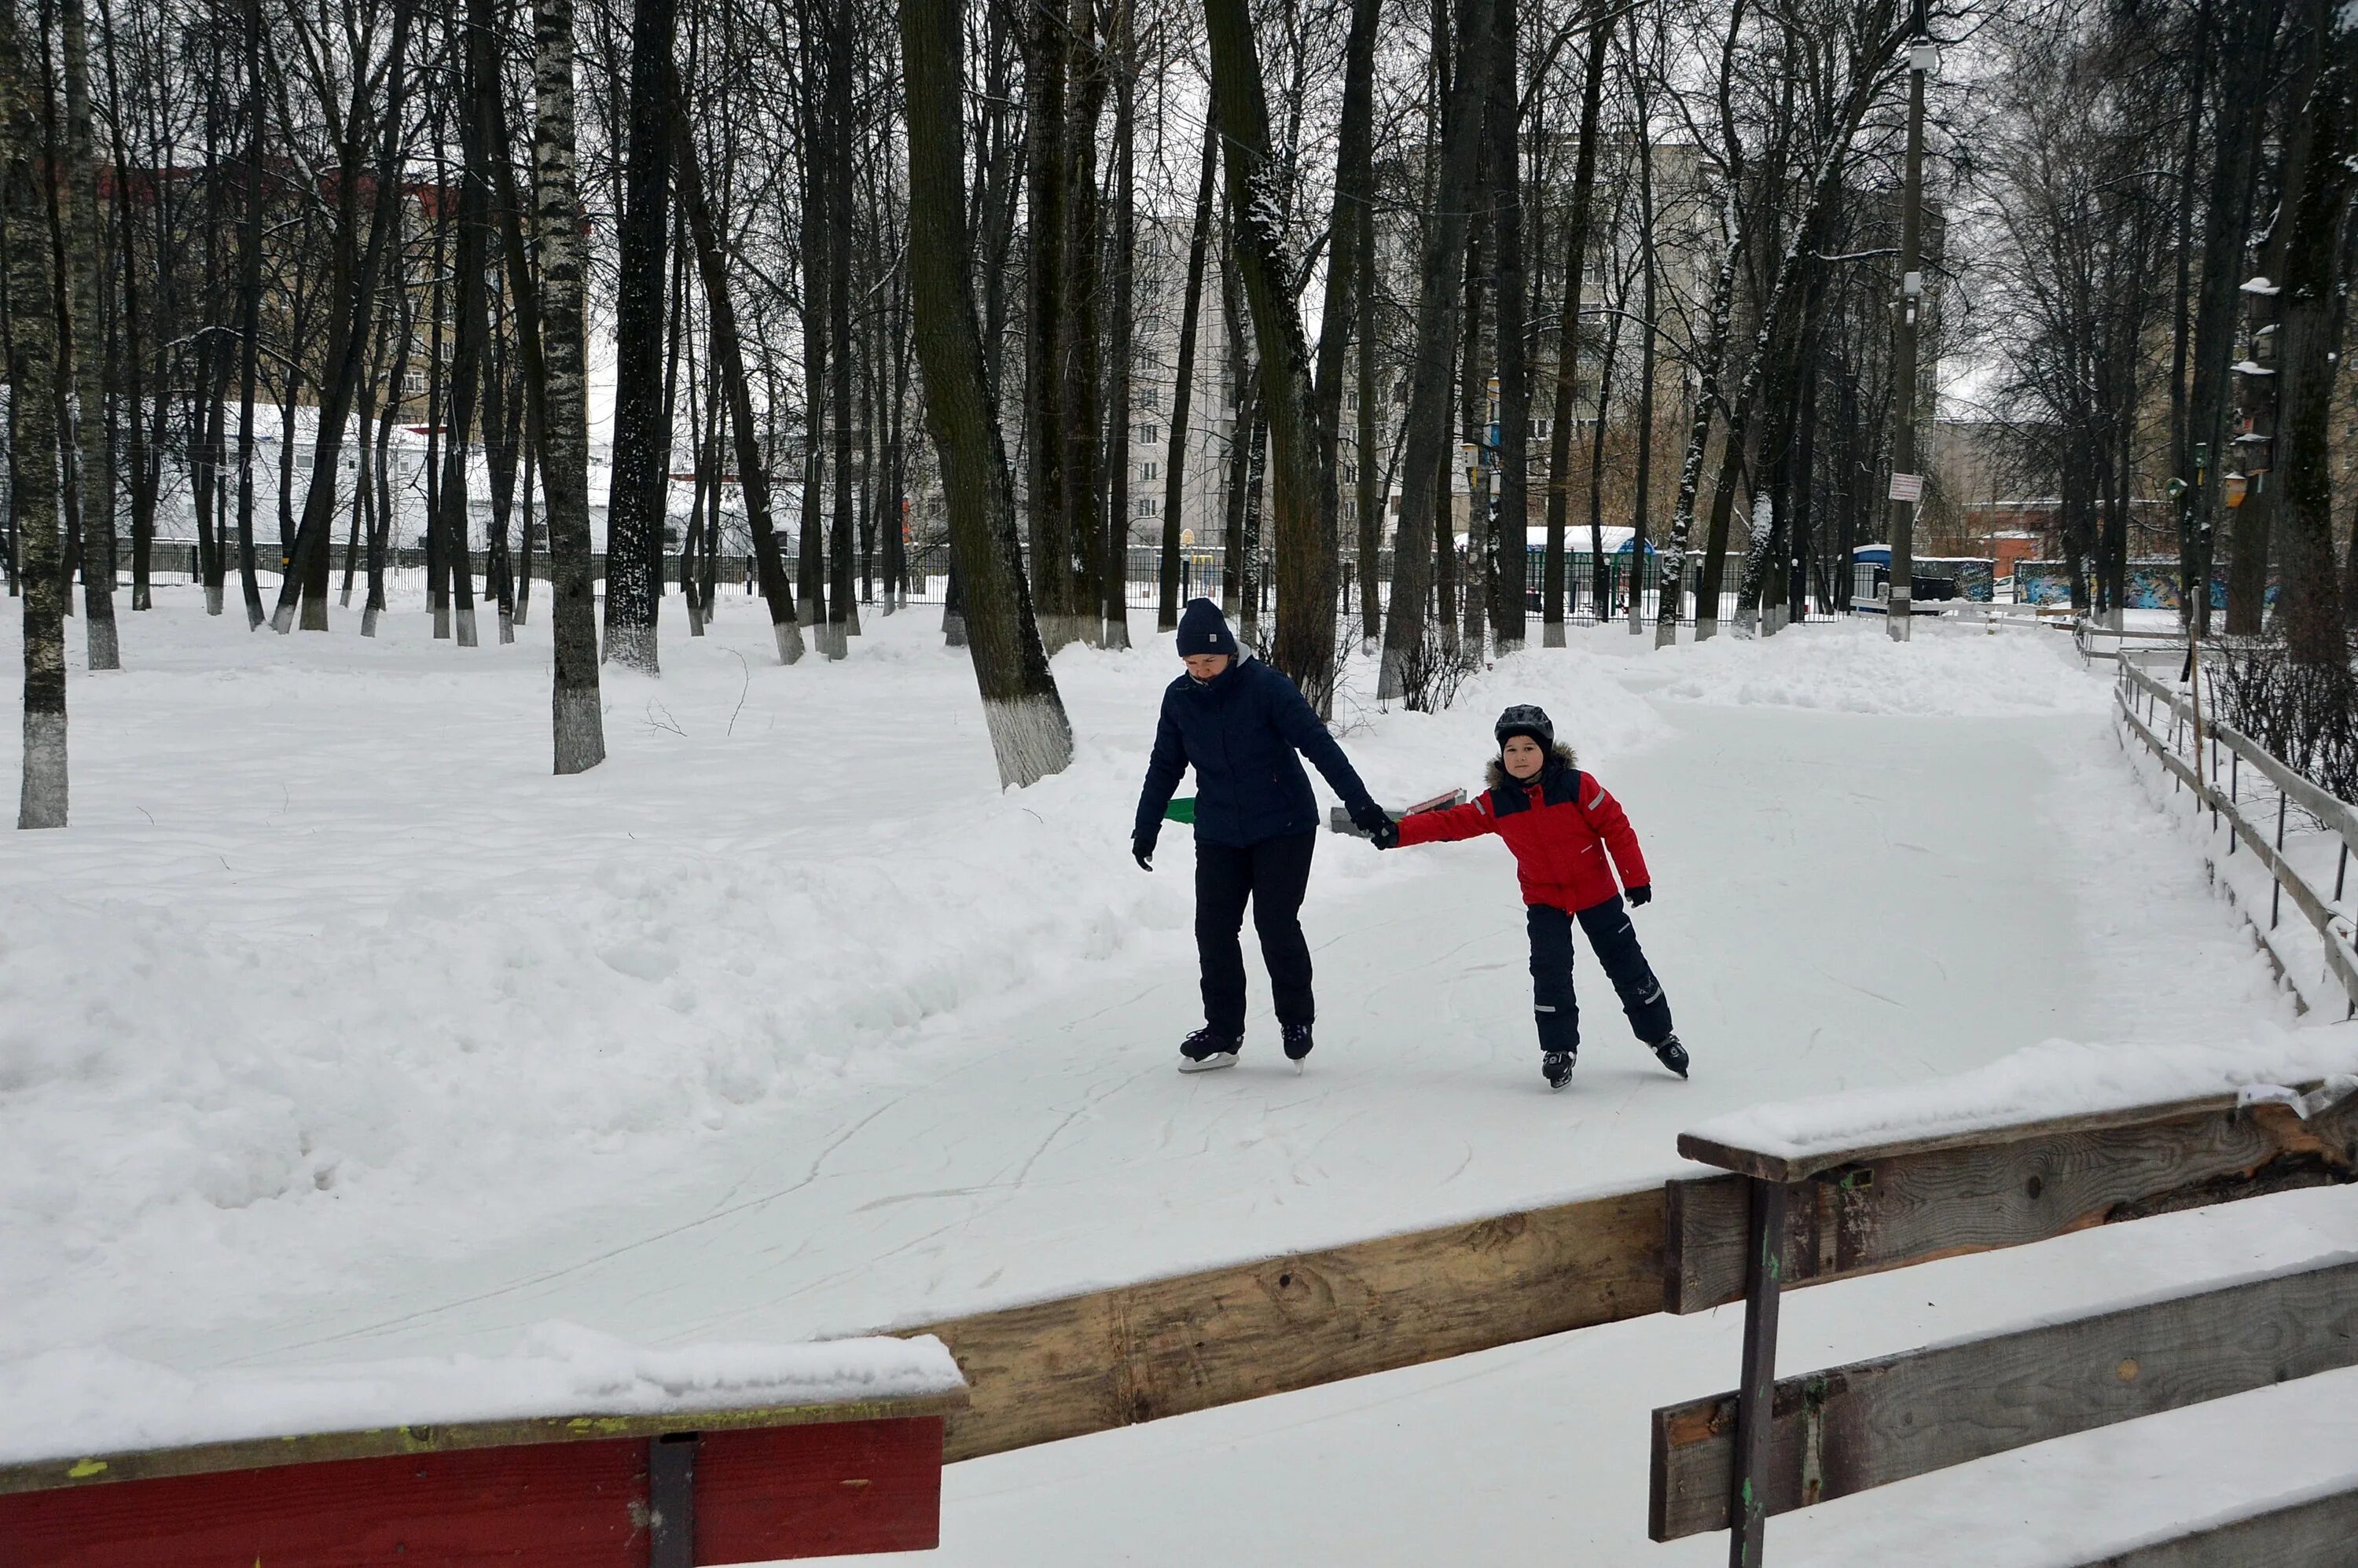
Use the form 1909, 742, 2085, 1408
1886, 4, 1934, 643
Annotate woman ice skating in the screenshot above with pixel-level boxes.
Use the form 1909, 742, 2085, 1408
1133, 599, 1392, 1074
1374, 703, 1688, 1090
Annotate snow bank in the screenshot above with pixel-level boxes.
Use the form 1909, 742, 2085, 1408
0, 1324, 961, 1467
1644, 618, 2107, 717
1686, 1034, 2358, 1166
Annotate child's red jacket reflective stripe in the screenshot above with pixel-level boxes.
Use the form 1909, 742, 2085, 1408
1394, 768, 1650, 912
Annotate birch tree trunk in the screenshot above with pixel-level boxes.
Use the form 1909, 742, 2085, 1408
534, 0, 607, 772
898, 0, 1073, 786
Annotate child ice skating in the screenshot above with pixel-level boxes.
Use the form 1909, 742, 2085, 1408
1375, 704, 1688, 1090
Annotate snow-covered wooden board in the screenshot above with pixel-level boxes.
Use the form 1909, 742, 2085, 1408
1651, 1251, 2358, 1541
1666, 1089, 2358, 1313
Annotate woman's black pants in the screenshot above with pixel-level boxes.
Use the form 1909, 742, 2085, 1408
1195, 831, 1317, 1037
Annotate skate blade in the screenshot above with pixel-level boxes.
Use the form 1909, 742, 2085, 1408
1177, 1052, 1239, 1074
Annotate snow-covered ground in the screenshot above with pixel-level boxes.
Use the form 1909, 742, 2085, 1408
6, 586, 2346, 1562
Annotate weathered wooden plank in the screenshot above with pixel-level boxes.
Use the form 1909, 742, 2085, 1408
0, 1416, 946, 1567
916, 1185, 1666, 1462
0, 1390, 968, 1497
1650, 1253, 2358, 1541
2073, 1482, 2358, 1568
1665, 1094, 2358, 1313
1677, 1089, 2256, 1185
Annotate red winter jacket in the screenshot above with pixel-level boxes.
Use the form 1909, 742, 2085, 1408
1395, 760, 1650, 913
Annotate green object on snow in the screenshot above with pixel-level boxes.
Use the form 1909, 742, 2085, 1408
1165, 797, 1196, 824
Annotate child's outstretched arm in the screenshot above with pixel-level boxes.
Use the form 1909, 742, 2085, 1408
1574, 773, 1652, 893
1393, 794, 1499, 848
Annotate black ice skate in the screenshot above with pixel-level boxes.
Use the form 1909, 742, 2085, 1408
1651, 1034, 1690, 1078
1282, 1023, 1314, 1067
1542, 1050, 1576, 1090
1178, 1027, 1243, 1074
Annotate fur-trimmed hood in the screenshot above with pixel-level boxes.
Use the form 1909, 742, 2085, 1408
1486, 740, 1579, 791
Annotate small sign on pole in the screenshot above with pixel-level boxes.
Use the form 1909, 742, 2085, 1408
1887, 471, 1924, 503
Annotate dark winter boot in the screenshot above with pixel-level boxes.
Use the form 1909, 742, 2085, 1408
1178, 1026, 1243, 1074
1542, 1050, 1576, 1091
1651, 1034, 1690, 1079
1282, 1023, 1314, 1063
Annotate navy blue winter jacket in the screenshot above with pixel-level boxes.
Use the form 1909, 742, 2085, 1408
1133, 656, 1381, 849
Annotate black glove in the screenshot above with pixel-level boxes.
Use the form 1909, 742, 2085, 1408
1350, 800, 1393, 838
1132, 832, 1155, 872
1369, 819, 1401, 850
1626, 883, 1652, 906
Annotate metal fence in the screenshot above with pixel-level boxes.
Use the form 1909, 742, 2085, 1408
116, 538, 1839, 629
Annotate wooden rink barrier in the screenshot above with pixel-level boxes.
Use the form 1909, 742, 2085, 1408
907, 1184, 1667, 1462
1651, 1080, 2358, 1566
0, 1392, 966, 1567
13, 1075, 2352, 1561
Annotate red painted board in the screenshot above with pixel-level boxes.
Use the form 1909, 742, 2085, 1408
0, 1434, 651, 1568
696, 1416, 946, 1563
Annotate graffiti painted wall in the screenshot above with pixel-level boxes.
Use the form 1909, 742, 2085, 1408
2010, 558, 2256, 610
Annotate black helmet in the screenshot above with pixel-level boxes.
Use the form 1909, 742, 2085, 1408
1494, 704, 1554, 750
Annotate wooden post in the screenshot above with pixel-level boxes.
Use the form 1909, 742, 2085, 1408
2274, 791, 2289, 928
1728, 1177, 1788, 1568
646, 1434, 696, 1568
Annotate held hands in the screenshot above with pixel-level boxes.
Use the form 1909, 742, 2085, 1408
1349, 801, 1393, 839
1368, 818, 1400, 850
1626, 883, 1653, 906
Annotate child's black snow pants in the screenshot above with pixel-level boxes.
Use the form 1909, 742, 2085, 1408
1526, 894, 1671, 1055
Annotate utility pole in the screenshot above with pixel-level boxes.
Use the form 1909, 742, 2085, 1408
1886, 0, 1933, 643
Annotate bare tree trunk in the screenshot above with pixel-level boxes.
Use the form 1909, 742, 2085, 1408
795, 31, 830, 647
1377, 0, 1497, 698
274, 0, 415, 634
436, 69, 494, 651
5, 2, 64, 824
1158, 112, 1215, 632
1202, 0, 1342, 713
668, 58, 803, 659
1486, 0, 1526, 653
534, 0, 606, 771
57, 0, 115, 666
1023, 0, 1071, 647
1060, 0, 1106, 649
2272, 0, 2356, 664
1540, 2, 1608, 647
1102, 0, 1135, 651
898, 0, 1073, 785
825, 0, 857, 654
601, 0, 678, 671
233, 0, 266, 630
1304, 0, 1379, 697
2184, 0, 2280, 635
1354, 167, 1382, 650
